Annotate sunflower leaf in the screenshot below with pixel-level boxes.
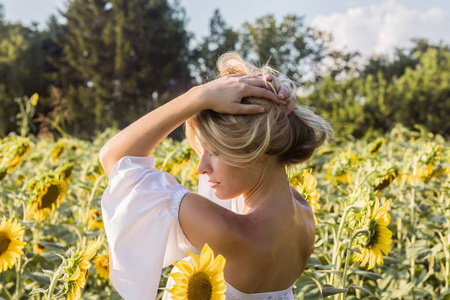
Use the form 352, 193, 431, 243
42, 269, 55, 277
406, 239, 431, 260
347, 283, 375, 297
321, 284, 348, 297
345, 246, 361, 254
26, 272, 51, 285
437, 288, 450, 300
350, 268, 382, 280
29, 288, 48, 295
41, 240, 68, 250
315, 270, 341, 275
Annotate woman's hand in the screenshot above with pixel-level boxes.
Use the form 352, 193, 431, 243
264, 74, 297, 114
196, 73, 280, 114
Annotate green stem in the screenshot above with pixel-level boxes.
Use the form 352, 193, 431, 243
45, 118, 67, 138
14, 256, 22, 300
410, 234, 416, 300
410, 188, 416, 299
331, 204, 360, 286
437, 231, 449, 291
47, 265, 63, 300
356, 168, 377, 189
84, 174, 106, 229
342, 229, 370, 300
160, 150, 177, 170
17, 99, 26, 137
410, 189, 415, 227
2, 284, 13, 300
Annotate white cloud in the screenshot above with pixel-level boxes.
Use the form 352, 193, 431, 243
311, 0, 449, 57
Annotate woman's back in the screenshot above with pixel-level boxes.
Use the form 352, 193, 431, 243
221, 192, 315, 293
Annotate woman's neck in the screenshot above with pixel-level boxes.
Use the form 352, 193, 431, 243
242, 163, 292, 214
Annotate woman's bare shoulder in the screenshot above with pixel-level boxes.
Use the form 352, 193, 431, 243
178, 192, 251, 255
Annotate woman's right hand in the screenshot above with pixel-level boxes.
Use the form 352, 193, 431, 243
195, 74, 280, 114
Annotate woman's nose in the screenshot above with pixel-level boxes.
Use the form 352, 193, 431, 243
197, 153, 212, 175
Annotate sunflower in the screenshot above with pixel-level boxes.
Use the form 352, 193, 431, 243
163, 149, 194, 177
57, 162, 74, 182
368, 138, 385, 156
34, 243, 45, 255
402, 144, 446, 184
87, 209, 104, 230
325, 149, 357, 187
30, 93, 39, 106
0, 136, 31, 172
93, 254, 109, 280
371, 165, 398, 192
168, 243, 227, 300
50, 141, 66, 164
291, 169, 320, 224
331, 172, 353, 186
84, 162, 104, 182
187, 162, 199, 187
26, 174, 68, 221
0, 165, 7, 181
63, 236, 104, 300
0, 216, 27, 272
352, 198, 392, 270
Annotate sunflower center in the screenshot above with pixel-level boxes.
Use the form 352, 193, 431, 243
187, 271, 212, 300
364, 219, 379, 247
0, 232, 12, 255
39, 184, 60, 209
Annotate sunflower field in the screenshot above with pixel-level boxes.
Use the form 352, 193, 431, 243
0, 95, 449, 300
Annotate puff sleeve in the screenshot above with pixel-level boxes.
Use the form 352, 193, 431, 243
101, 156, 198, 300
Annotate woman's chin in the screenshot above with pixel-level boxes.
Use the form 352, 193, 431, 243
214, 190, 240, 200
214, 192, 231, 200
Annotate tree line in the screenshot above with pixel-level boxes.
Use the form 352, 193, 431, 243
0, 0, 448, 139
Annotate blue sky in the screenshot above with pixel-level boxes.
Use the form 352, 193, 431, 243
2, 0, 450, 57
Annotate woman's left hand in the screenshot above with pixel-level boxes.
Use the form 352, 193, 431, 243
195, 73, 280, 114
264, 74, 297, 114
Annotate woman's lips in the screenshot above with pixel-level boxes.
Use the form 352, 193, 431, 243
208, 181, 220, 188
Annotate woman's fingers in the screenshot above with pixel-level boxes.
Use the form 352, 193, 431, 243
245, 85, 279, 103
233, 104, 265, 114
244, 74, 298, 114
242, 77, 268, 89
286, 95, 296, 114
228, 73, 248, 77
277, 84, 290, 100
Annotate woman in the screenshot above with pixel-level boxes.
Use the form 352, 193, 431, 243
100, 52, 332, 299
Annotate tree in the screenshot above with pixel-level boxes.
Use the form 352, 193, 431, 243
191, 9, 239, 82
191, 11, 329, 85
240, 14, 326, 84
0, 20, 50, 136
362, 39, 450, 83
393, 47, 450, 136
304, 45, 450, 139
49, 0, 192, 138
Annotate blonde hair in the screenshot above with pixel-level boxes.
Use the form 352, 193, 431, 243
186, 52, 333, 167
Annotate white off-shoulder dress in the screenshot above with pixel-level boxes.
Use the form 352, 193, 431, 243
101, 156, 295, 300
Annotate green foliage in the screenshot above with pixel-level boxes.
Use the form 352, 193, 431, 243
0, 21, 51, 137
0, 4, 448, 141
48, 0, 192, 138
191, 12, 327, 85
1, 124, 449, 299
190, 9, 240, 82
240, 14, 326, 84
304, 45, 450, 139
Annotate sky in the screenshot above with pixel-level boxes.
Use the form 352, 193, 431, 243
2, 0, 450, 58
